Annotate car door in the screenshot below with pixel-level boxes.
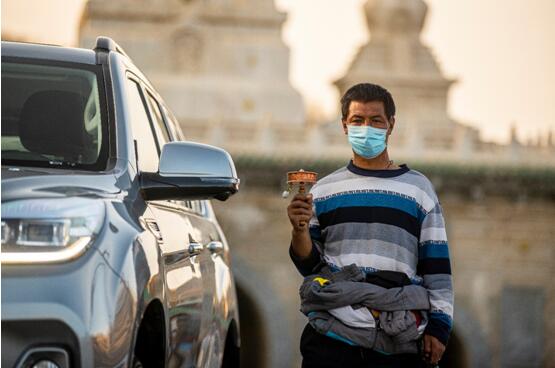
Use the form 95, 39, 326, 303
143, 84, 228, 366
186, 201, 229, 367
125, 76, 204, 367
158, 102, 224, 366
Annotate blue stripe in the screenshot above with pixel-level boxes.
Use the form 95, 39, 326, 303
419, 242, 450, 259
430, 311, 453, 328
315, 192, 425, 222
325, 331, 357, 346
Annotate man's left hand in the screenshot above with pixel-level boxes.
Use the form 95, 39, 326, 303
422, 334, 445, 365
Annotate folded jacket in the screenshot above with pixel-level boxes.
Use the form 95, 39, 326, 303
300, 264, 430, 314
300, 264, 430, 354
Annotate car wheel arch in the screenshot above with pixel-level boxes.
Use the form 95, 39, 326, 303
221, 318, 240, 368
132, 298, 167, 367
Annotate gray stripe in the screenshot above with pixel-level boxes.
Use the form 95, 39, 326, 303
422, 212, 445, 229
323, 222, 418, 256
314, 166, 349, 187
428, 288, 454, 306
324, 238, 417, 269
392, 170, 439, 202
392, 170, 428, 185
427, 203, 443, 214
423, 274, 453, 290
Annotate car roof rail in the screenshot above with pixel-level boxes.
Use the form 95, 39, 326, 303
94, 36, 131, 60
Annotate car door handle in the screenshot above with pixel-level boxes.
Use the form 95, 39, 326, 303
188, 242, 204, 256
207, 241, 224, 254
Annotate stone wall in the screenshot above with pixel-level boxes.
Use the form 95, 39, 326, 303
213, 159, 555, 368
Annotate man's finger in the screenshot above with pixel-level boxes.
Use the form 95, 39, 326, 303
423, 335, 432, 361
430, 345, 440, 364
290, 209, 312, 216
294, 214, 311, 223
292, 193, 312, 202
431, 339, 445, 364
289, 200, 312, 210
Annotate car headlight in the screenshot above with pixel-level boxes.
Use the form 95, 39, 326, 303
1, 197, 105, 264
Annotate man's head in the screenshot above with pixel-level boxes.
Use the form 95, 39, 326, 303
340, 83, 396, 138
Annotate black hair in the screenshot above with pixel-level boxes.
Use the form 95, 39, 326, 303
340, 83, 396, 120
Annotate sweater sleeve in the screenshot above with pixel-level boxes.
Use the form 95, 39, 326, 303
417, 200, 454, 346
289, 198, 325, 276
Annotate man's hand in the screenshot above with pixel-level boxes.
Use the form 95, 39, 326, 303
287, 193, 313, 232
422, 334, 445, 365
287, 193, 314, 260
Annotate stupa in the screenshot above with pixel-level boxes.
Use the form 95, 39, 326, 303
335, 0, 460, 152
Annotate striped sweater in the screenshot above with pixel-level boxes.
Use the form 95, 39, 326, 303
290, 161, 454, 345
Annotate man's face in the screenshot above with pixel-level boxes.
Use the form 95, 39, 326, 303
342, 100, 395, 140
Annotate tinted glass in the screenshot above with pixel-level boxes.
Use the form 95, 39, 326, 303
126, 79, 159, 172
1, 61, 108, 170
146, 93, 171, 145
161, 104, 186, 141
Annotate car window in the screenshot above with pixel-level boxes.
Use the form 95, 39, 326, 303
1, 60, 108, 170
160, 104, 186, 141
145, 92, 171, 145
126, 78, 159, 173
182, 200, 206, 216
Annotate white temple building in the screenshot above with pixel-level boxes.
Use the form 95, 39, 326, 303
79, 0, 554, 167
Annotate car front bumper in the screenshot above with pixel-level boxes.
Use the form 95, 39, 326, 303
1, 233, 137, 368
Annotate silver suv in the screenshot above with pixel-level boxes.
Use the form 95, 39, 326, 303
1, 37, 240, 368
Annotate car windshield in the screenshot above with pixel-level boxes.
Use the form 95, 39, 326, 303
1, 60, 108, 170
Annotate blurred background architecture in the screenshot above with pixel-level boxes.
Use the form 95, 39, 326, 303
77, 0, 555, 166
3, 0, 555, 366
79, 0, 555, 166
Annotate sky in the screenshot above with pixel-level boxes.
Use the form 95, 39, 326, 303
2, 0, 554, 144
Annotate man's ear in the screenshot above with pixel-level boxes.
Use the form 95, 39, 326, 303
387, 116, 395, 135
342, 119, 348, 135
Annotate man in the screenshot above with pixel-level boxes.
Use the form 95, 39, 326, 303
287, 83, 453, 367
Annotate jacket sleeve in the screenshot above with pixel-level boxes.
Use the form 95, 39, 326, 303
289, 196, 325, 276
417, 199, 454, 346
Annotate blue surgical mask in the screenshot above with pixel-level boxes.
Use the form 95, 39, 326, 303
347, 125, 388, 159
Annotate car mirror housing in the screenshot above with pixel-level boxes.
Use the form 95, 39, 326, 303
140, 142, 240, 201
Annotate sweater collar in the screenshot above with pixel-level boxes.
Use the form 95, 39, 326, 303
347, 160, 410, 178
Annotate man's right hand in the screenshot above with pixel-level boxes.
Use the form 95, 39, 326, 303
287, 193, 313, 232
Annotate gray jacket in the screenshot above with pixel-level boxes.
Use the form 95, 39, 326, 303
300, 264, 430, 354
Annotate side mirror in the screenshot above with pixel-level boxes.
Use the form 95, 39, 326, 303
140, 141, 240, 201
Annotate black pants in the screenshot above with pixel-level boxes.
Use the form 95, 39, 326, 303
300, 324, 427, 368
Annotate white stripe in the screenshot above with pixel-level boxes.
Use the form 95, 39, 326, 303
309, 203, 320, 226
313, 177, 436, 212
326, 253, 416, 277
420, 227, 448, 243
429, 295, 454, 317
